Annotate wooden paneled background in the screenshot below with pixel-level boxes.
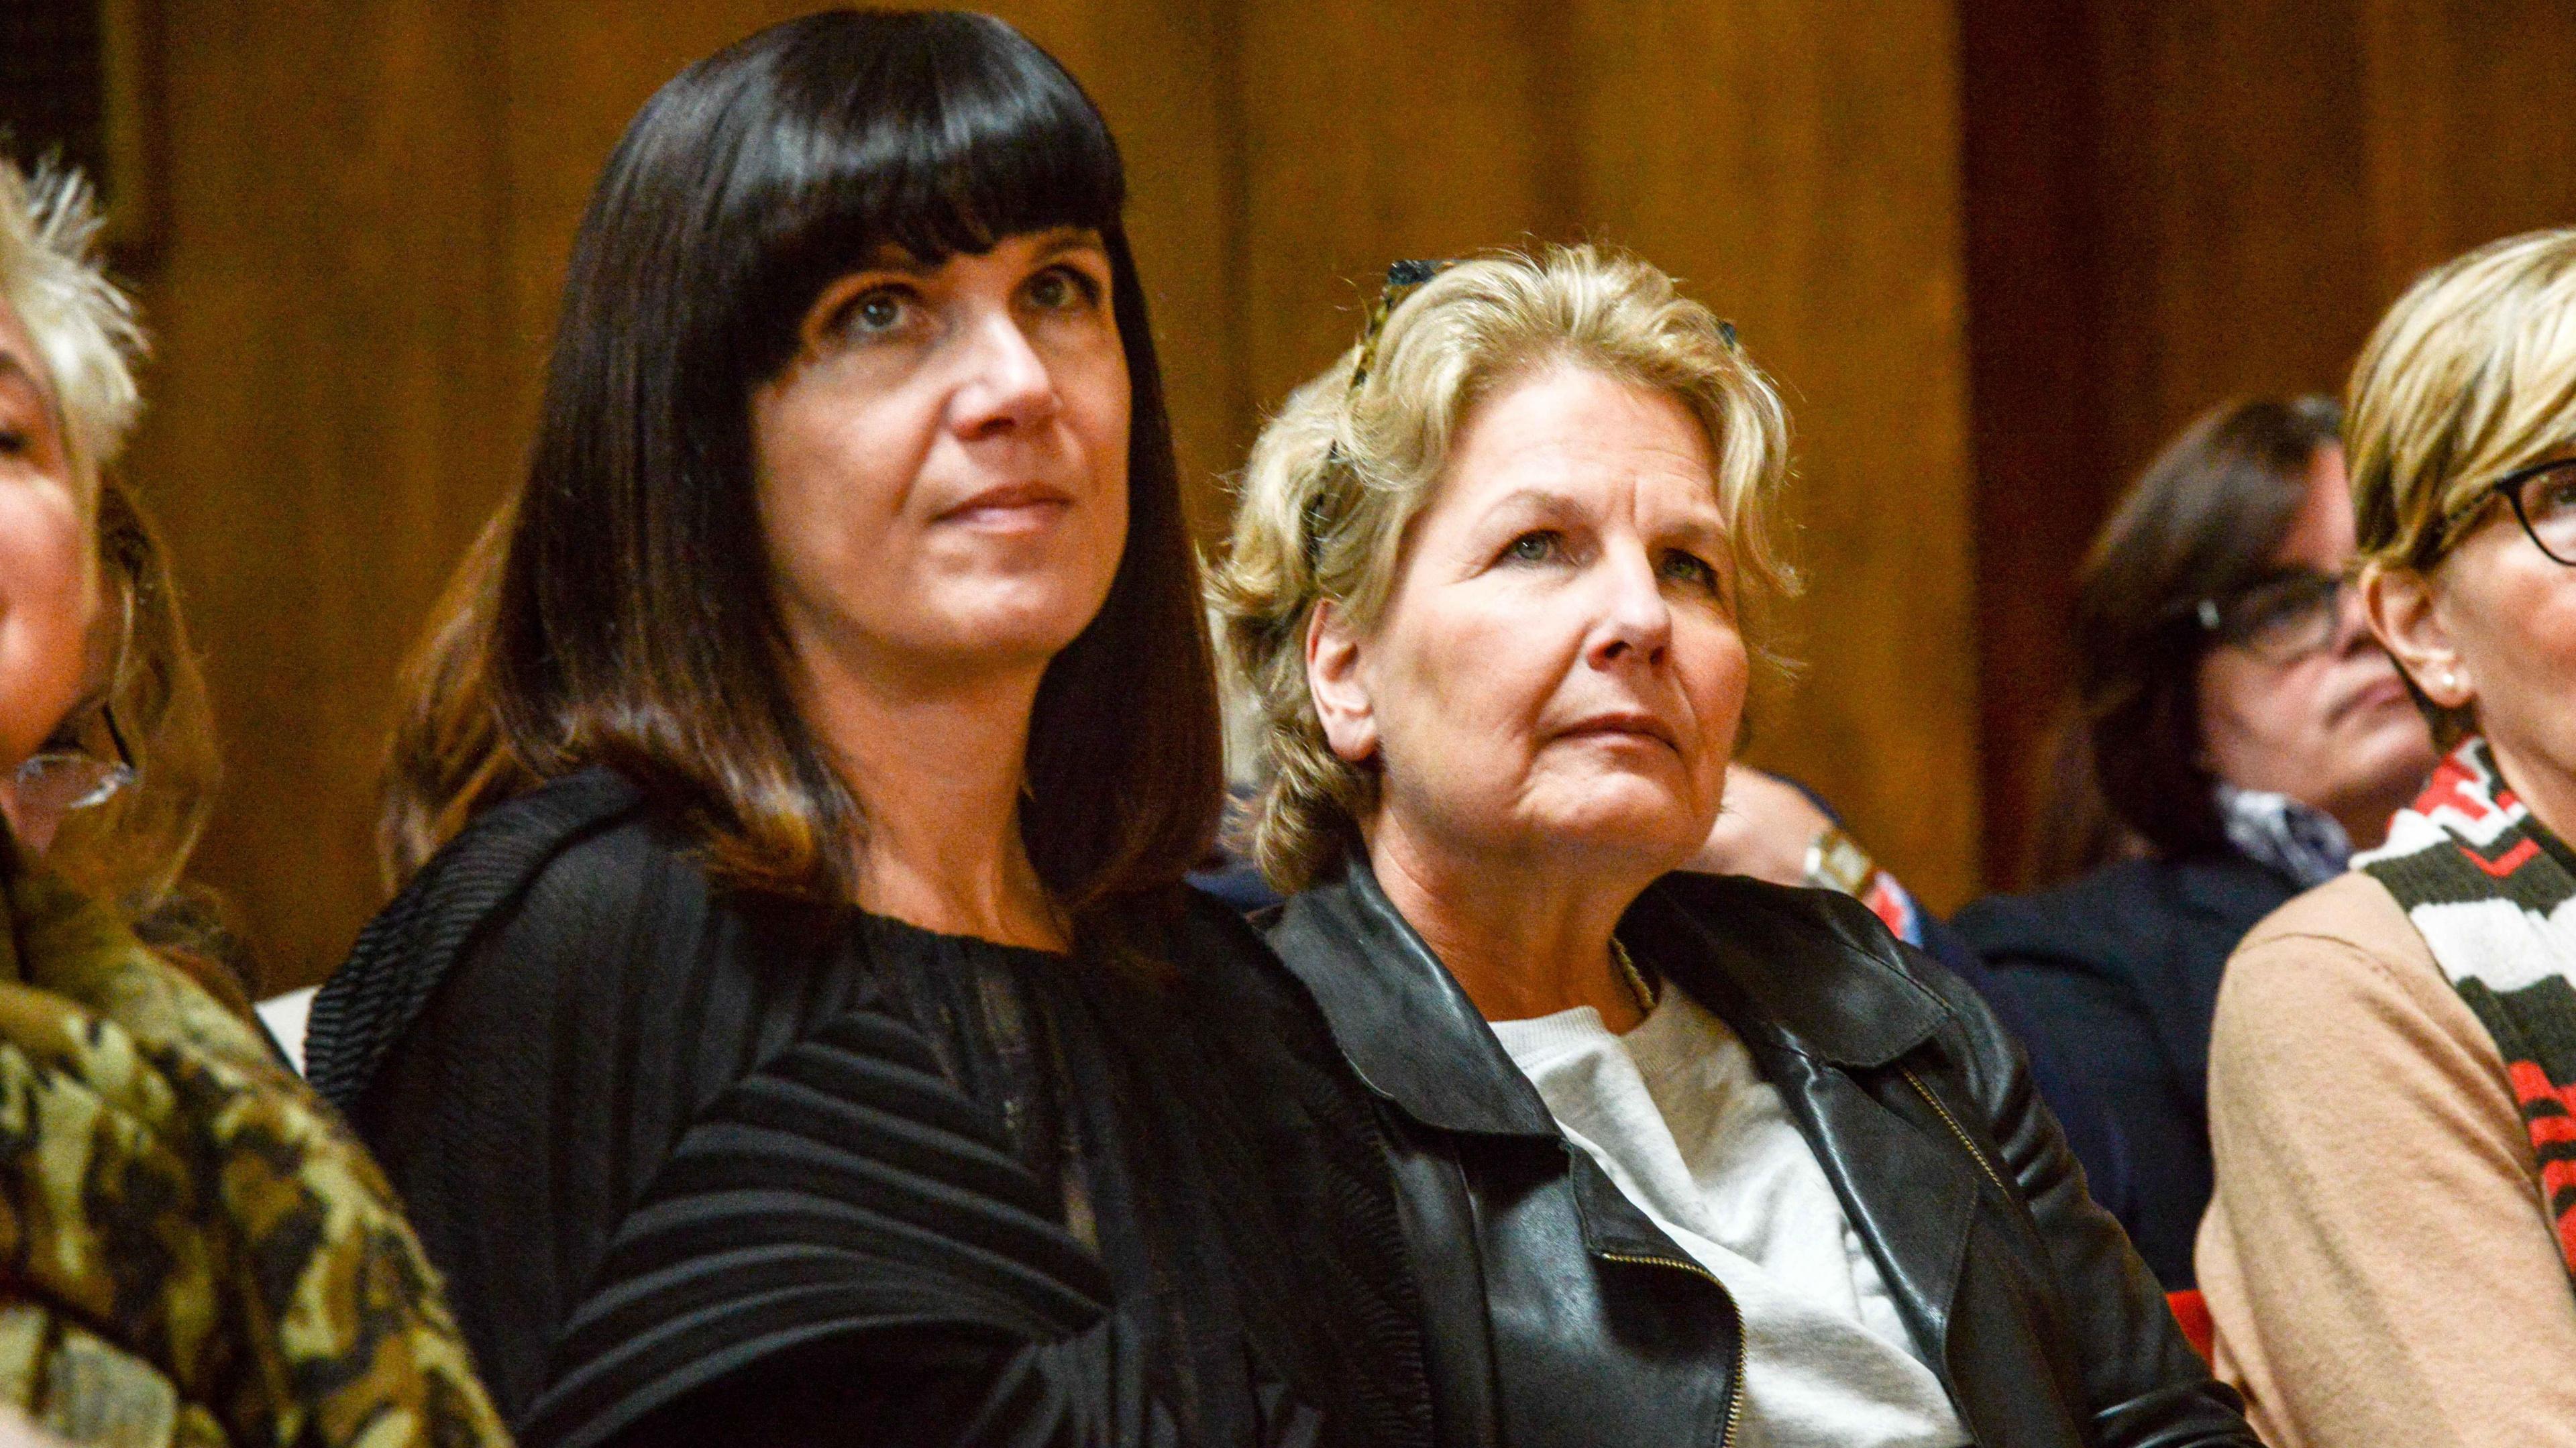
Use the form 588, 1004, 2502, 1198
94, 0, 2575, 989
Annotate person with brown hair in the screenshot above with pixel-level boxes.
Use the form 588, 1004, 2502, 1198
1217, 245, 2252, 1448
1953, 397, 2436, 1288
2196, 228, 2576, 1448
303, 13, 1428, 1448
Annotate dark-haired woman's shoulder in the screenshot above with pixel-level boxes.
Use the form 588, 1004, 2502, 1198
1114, 883, 1434, 1447
1953, 852, 2299, 1287
1951, 852, 2294, 1105
1167, 881, 1345, 1035
323, 769, 878, 1420
1951, 851, 2300, 1114
1954, 854, 2294, 982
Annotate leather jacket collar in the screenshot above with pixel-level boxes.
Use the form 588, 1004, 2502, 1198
1264, 858, 1556, 1138
1267, 856, 1948, 1134
1266, 855, 2259, 1448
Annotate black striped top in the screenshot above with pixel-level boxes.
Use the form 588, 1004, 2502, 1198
309, 769, 1430, 1448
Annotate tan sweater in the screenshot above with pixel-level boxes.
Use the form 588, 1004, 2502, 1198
2196, 871, 2576, 1448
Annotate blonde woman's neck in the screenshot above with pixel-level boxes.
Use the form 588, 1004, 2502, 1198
1366, 816, 1661, 1034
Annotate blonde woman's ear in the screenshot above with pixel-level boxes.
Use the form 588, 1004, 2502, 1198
1303, 600, 1379, 765
2361, 564, 2474, 708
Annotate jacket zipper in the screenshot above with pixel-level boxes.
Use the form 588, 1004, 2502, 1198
1599, 1250, 1747, 1447
1900, 1064, 2009, 1199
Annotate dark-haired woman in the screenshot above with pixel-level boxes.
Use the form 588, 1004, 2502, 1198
305, 13, 1426, 1448
1954, 397, 2436, 1288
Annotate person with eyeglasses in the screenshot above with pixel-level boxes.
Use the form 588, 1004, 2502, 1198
1953, 396, 2438, 1292
2194, 229, 2576, 1448
7, 478, 256, 1015
0, 154, 511, 1444
1, 683, 130, 854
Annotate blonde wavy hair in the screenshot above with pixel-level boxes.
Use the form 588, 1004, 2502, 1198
1212, 243, 1796, 891
0, 156, 144, 513
2347, 227, 2576, 742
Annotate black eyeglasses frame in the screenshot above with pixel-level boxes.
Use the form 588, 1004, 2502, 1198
2487, 457, 2576, 567
2188, 568, 2350, 665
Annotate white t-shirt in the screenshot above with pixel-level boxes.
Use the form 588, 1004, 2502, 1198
1489, 990, 1969, 1448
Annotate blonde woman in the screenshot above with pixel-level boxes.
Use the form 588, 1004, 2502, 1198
1215, 245, 2253, 1448
0, 154, 507, 1445
2197, 230, 2576, 1447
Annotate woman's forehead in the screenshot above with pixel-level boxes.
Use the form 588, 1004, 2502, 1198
1442, 478, 1727, 535
1437, 379, 1722, 518
1460, 363, 1709, 461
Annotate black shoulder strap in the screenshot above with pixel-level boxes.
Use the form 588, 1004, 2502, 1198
305, 767, 645, 1113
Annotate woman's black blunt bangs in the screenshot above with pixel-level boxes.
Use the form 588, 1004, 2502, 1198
492, 9, 1219, 908
719, 9, 1131, 386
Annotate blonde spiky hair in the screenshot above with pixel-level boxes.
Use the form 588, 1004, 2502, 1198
0, 154, 146, 506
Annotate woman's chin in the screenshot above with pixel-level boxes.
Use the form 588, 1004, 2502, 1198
2338, 712, 2441, 789
1516, 783, 1710, 870
894, 581, 1116, 665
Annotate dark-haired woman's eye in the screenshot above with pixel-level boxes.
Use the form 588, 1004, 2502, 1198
835, 286, 915, 341
1024, 266, 1101, 315
0, 428, 23, 457
1503, 531, 1562, 565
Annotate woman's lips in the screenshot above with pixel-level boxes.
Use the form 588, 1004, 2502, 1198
1556, 712, 1680, 751
936, 482, 1075, 531
2332, 673, 2413, 723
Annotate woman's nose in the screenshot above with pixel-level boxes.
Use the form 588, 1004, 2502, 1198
951, 308, 1059, 436
1591, 549, 1673, 667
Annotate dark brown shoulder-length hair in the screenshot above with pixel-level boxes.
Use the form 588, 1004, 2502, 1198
2065, 394, 2343, 863
380, 9, 1222, 913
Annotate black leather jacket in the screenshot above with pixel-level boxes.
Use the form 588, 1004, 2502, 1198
1264, 861, 2259, 1448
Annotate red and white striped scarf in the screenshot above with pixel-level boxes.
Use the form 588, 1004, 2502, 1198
2357, 736, 2576, 1286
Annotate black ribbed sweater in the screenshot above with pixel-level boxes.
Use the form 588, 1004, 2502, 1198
307, 769, 1430, 1448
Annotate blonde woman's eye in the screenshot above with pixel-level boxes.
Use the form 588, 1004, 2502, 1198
1503, 531, 1561, 564
1660, 549, 1719, 588
0, 429, 22, 456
